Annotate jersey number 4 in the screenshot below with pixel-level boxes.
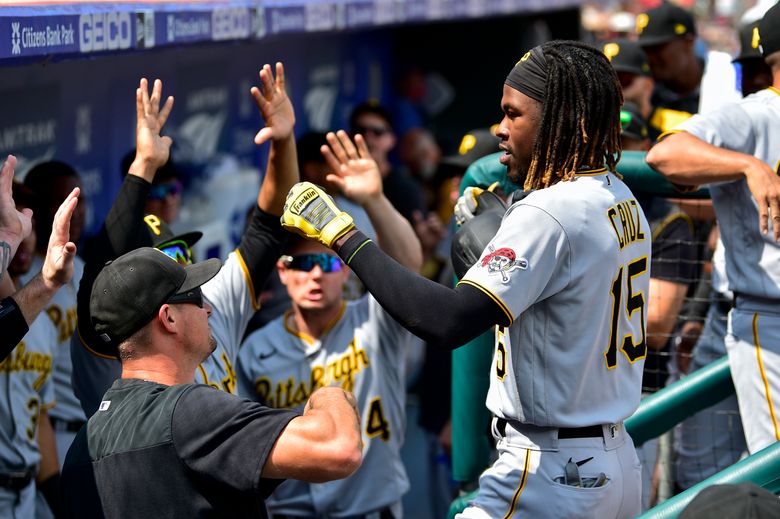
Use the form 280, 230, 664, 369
605, 256, 648, 369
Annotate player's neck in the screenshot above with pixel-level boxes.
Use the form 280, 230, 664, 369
121, 353, 197, 386
290, 302, 344, 339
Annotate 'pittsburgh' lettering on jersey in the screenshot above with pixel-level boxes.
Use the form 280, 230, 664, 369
254, 339, 369, 408
46, 304, 78, 343
607, 199, 646, 250
0, 342, 53, 391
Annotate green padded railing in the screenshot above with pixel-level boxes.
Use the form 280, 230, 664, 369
625, 356, 734, 447
639, 441, 780, 518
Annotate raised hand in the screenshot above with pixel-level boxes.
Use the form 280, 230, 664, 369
0, 155, 33, 279
252, 62, 295, 144
41, 186, 80, 289
744, 157, 780, 241
133, 78, 174, 174
321, 131, 381, 205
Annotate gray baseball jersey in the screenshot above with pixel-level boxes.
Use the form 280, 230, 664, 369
460, 169, 651, 427
676, 86, 780, 453
0, 314, 56, 471
18, 254, 85, 427
72, 249, 259, 416
237, 295, 412, 516
677, 87, 780, 299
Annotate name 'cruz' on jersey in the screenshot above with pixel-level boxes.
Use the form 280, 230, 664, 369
253, 339, 369, 409
607, 199, 646, 249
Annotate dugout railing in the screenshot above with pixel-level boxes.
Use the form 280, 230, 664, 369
448, 151, 780, 518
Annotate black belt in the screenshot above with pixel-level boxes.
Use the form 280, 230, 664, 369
0, 469, 34, 491
51, 418, 86, 433
273, 508, 394, 519
496, 418, 603, 439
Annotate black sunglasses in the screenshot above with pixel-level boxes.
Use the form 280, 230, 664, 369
166, 287, 204, 308
353, 125, 391, 137
281, 253, 344, 273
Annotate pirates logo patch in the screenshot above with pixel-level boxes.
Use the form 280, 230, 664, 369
481, 245, 527, 283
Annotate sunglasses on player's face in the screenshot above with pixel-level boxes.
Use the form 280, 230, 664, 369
352, 124, 392, 137
281, 253, 344, 273
158, 240, 193, 266
166, 286, 204, 308
148, 180, 183, 201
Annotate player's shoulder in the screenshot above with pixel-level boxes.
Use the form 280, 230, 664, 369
240, 314, 288, 354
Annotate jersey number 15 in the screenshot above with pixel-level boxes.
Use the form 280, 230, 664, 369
605, 256, 648, 370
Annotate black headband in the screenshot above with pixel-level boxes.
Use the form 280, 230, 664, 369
505, 47, 548, 102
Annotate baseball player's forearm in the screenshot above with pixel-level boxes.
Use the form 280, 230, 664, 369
11, 273, 61, 328
0, 296, 28, 360
263, 387, 362, 482
336, 231, 506, 349
258, 135, 299, 216
647, 278, 688, 350
237, 205, 289, 294
647, 132, 756, 185
36, 410, 59, 483
361, 193, 423, 272
103, 175, 154, 255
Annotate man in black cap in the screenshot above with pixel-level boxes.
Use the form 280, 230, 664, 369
734, 20, 773, 96
647, 2, 780, 455
61, 247, 362, 519
603, 39, 655, 120
636, 2, 740, 137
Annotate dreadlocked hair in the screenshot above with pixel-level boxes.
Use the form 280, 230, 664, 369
523, 40, 623, 191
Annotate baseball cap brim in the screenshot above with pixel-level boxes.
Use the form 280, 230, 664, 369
155, 230, 202, 249
178, 257, 221, 294
638, 34, 678, 47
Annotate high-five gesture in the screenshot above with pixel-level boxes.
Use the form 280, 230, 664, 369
252, 62, 295, 144
41, 186, 80, 290
321, 131, 382, 205
0, 155, 32, 280
130, 78, 174, 179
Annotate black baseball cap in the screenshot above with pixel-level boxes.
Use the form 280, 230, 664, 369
441, 128, 500, 169
734, 21, 764, 63
679, 483, 780, 519
620, 102, 649, 141
636, 3, 696, 47
90, 247, 221, 346
758, 2, 780, 58
143, 214, 202, 249
602, 39, 652, 76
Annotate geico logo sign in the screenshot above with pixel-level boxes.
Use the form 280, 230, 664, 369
79, 13, 132, 52
212, 8, 250, 40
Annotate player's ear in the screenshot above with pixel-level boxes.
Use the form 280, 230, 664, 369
277, 259, 291, 286
157, 304, 178, 333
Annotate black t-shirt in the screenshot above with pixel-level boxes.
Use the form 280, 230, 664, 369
640, 199, 697, 392
62, 379, 298, 519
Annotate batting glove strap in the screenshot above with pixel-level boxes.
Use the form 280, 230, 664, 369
281, 182, 355, 247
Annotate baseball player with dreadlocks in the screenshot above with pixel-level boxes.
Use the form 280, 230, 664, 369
280, 40, 649, 517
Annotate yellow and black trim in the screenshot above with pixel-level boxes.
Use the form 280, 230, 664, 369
752, 313, 780, 441
769, 86, 780, 97
235, 248, 260, 311
651, 211, 694, 242
574, 167, 609, 177
503, 448, 532, 519
457, 280, 514, 325
76, 325, 118, 360
283, 301, 347, 345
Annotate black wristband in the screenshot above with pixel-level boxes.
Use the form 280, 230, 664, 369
0, 297, 28, 361
337, 231, 372, 265
38, 473, 63, 518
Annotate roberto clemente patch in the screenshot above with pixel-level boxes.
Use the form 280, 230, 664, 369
481, 246, 527, 283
